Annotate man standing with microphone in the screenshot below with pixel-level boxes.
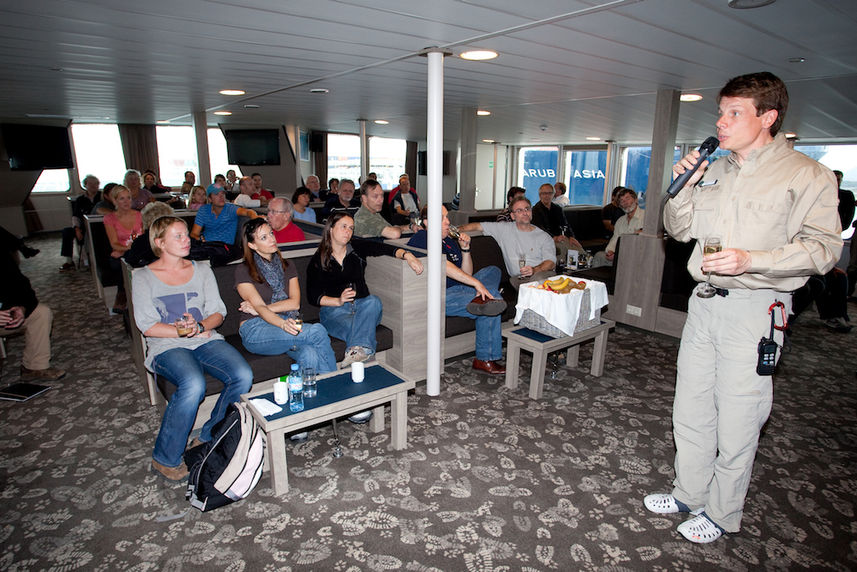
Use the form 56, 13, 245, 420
644, 72, 842, 543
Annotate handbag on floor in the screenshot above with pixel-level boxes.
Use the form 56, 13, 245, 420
184, 402, 265, 512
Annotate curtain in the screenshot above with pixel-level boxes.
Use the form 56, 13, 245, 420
405, 140, 417, 186
118, 124, 159, 175
313, 131, 327, 186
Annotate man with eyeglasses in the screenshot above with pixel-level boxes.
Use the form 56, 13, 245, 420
321, 178, 359, 219
459, 196, 555, 289
267, 197, 305, 243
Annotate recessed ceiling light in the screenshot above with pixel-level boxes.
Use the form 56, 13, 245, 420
586, 136, 601, 141
460, 49, 498, 61
728, 0, 776, 8
784, 132, 797, 139
213, 111, 232, 116
374, 119, 389, 125
680, 93, 703, 102
477, 110, 492, 116
788, 57, 806, 63
482, 139, 497, 144
219, 89, 245, 96
243, 104, 260, 109
309, 88, 330, 94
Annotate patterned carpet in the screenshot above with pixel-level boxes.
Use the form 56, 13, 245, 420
1, 234, 855, 571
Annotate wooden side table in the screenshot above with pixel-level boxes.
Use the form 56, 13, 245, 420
503, 319, 615, 399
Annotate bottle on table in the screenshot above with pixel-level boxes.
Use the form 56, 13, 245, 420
288, 363, 304, 412
274, 374, 289, 405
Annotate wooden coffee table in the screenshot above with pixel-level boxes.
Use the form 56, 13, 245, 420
241, 363, 414, 495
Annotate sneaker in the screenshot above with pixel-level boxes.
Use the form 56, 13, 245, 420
340, 347, 360, 368
348, 410, 373, 424
290, 431, 309, 443
676, 512, 725, 544
189, 437, 205, 449
151, 459, 189, 482
643, 493, 702, 515
20, 365, 66, 382
824, 317, 852, 333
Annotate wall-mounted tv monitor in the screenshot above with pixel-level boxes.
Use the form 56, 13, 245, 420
1, 124, 74, 171
223, 129, 280, 166
417, 150, 451, 176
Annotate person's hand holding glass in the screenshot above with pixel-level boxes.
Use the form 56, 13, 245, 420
697, 236, 722, 298
341, 282, 357, 314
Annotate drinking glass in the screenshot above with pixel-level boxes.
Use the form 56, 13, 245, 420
174, 316, 193, 337
697, 237, 722, 298
447, 225, 461, 240
292, 312, 303, 333
345, 282, 356, 315
518, 253, 527, 277
303, 367, 317, 399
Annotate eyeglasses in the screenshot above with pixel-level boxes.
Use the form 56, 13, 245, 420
512, 206, 531, 213
268, 209, 288, 214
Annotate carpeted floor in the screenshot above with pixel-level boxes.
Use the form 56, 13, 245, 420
1, 234, 855, 571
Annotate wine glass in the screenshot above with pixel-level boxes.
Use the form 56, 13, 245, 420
345, 282, 357, 315
447, 225, 461, 240
697, 237, 722, 298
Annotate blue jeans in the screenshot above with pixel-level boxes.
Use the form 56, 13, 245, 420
446, 265, 503, 361
239, 317, 337, 373
320, 294, 382, 353
151, 339, 253, 467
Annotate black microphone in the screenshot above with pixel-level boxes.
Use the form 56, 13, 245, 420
666, 136, 720, 198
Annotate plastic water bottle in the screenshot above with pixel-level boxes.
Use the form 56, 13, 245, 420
273, 374, 289, 405
288, 364, 304, 412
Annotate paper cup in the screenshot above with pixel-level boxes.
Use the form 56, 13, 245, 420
351, 361, 365, 383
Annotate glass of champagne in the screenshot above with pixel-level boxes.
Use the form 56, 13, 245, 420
518, 253, 527, 277
447, 225, 461, 240
697, 237, 722, 298
292, 312, 303, 334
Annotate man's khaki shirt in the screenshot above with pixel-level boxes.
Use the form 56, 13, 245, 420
664, 133, 842, 291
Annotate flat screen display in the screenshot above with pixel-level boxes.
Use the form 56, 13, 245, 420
1, 124, 74, 171
224, 129, 280, 166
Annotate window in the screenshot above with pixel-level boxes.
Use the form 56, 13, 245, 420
156, 126, 198, 186
620, 146, 681, 209
563, 148, 607, 206
369, 136, 406, 190
71, 124, 126, 187
207, 128, 242, 181
31, 169, 71, 193
796, 143, 857, 238
327, 133, 361, 184
517, 146, 558, 204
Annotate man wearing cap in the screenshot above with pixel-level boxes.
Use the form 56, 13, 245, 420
191, 184, 259, 244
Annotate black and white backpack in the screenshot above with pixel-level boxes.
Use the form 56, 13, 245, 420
184, 402, 266, 512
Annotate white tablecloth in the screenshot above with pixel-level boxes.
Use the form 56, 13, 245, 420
514, 277, 609, 336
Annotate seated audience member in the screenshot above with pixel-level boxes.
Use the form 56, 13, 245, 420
250, 173, 274, 202
187, 185, 207, 210
236, 218, 336, 373
184, 171, 196, 186
592, 187, 644, 268
322, 178, 359, 219
532, 183, 584, 263
144, 169, 184, 209
190, 184, 259, 244
307, 212, 422, 367
233, 176, 266, 208
602, 186, 626, 235
388, 174, 420, 226
496, 186, 526, 222
124, 169, 155, 210
267, 197, 305, 243
553, 181, 569, 207
103, 185, 143, 311
459, 196, 555, 289
0, 226, 39, 259
305, 175, 322, 200
224, 169, 238, 193
321, 177, 340, 201
60, 174, 101, 271
408, 205, 506, 375
132, 216, 252, 482
123, 201, 176, 268
353, 179, 416, 238
291, 187, 317, 223
1, 245, 65, 381
92, 182, 117, 215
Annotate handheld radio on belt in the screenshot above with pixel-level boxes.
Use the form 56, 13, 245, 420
757, 301, 787, 376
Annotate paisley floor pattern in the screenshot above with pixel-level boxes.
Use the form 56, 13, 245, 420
1, 234, 855, 571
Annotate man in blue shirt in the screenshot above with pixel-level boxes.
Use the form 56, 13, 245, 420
408, 205, 507, 375
191, 184, 259, 244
